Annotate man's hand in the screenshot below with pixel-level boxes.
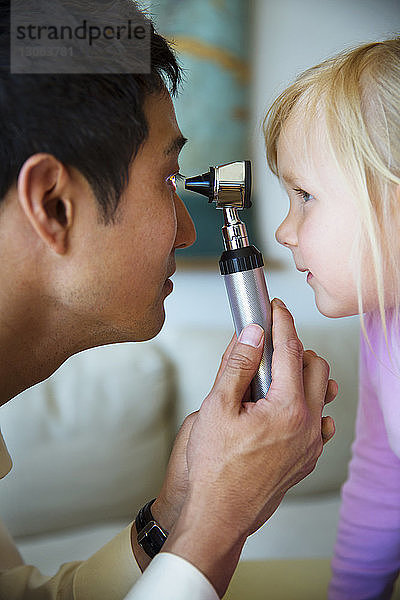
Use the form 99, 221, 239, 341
152, 412, 195, 532
159, 298, 337, 597
185, 298, 336, 538
131, 410, 196, 572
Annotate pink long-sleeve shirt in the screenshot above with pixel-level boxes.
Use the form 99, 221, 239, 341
329, 309, 400, 599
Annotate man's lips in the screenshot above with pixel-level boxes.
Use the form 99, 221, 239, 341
163, 267, 176, 291
166, 259, 176, 280
166, 268, 176, 280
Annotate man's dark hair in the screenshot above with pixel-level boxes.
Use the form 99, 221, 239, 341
0, 2, 182, 223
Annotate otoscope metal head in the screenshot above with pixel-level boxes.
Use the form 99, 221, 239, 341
185, 160, 252, 251
185, 160, 252, 209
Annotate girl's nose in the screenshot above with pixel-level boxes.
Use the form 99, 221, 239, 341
275, 210, 298, 248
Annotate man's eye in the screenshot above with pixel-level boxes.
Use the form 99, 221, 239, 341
166, 172, 185, 192
293, 187, 314, 203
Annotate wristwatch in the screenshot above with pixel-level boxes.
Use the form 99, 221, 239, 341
135, 498, 168, 558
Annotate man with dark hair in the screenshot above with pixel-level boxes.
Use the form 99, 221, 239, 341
0, 2, 337, 599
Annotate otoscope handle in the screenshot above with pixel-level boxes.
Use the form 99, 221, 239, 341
220, 247, 273, 402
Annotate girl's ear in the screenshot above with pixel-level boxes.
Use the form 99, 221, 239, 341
17, 154, 74, 255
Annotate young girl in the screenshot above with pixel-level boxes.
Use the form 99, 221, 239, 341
263, 39, 400, 599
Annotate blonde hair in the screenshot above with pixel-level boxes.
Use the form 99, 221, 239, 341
263, 38, 400, 364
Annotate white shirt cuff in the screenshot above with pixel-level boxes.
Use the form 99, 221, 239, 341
125, 552, 219, 600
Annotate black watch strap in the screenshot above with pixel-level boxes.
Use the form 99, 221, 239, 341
135, 498, 168, 558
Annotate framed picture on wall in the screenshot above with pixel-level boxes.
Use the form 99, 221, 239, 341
145, 0, 259, 262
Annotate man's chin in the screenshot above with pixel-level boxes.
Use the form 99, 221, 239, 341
89, 308, 166, 346
122, 308, 166, 343
135, 321, 165, 342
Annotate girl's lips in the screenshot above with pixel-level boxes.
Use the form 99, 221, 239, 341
295, 266, 313, 282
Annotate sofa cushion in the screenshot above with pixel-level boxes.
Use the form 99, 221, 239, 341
286, 318, 360, 496
0, 342, 174, 538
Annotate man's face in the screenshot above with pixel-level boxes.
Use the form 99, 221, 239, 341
67, 90, 196, 342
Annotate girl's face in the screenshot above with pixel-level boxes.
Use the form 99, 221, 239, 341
275, 113, 380, 318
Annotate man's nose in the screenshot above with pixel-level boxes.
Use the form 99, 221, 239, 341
275, 211, 297, 248
174, 193, 197, 250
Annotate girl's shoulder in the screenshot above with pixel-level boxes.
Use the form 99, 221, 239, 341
363, 307, 400, 352
361, 308, 400, 395
363, 309, 400, 458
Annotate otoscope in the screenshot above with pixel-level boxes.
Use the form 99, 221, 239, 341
185, 160, 273, 402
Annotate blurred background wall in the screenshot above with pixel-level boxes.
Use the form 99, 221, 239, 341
142, 0, 399, 335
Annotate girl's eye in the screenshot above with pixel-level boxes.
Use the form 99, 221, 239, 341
166, 172, 185, 192
293, 187, 314, 203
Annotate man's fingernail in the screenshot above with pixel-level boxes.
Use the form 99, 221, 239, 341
238, 324, 264, 347
272, 298, 286, 308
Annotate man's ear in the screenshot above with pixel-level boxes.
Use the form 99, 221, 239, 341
17, 153, 74, 255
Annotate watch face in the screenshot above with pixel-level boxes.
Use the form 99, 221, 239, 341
137, 520, 168, 558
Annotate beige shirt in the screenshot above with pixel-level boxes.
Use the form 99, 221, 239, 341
0, 431, 218, 600
0, 429, 139, 599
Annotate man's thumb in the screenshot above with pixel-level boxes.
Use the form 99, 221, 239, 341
238, 324, 264, 349
215, 324, 264, 405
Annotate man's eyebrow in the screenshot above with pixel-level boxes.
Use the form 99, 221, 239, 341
164, 135, 188, 157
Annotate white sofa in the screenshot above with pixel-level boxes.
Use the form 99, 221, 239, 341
0, 311, 361, 587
